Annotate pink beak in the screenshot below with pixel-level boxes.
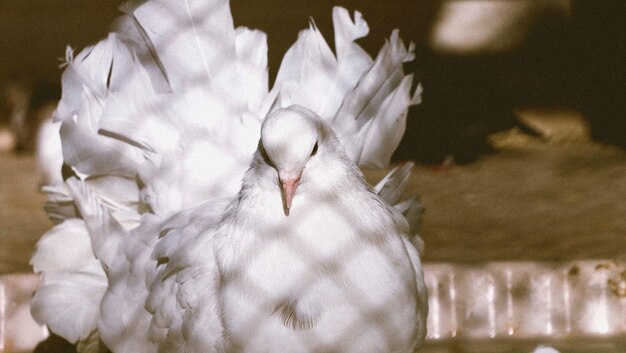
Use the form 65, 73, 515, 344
280, 173, 301, 213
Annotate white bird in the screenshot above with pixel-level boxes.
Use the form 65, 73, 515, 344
214, 106, 427, 352
29, 0, 425, 352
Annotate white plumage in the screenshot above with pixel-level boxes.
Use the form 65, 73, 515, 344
30, 219, 107, 344
30, 0, 425, 352
214, 106, 427, 352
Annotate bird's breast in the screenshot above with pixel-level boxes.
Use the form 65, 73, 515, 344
232, 196, 358, 297
219, 190, 421, 352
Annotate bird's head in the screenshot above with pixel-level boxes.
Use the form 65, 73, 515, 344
260, 105, 324, 213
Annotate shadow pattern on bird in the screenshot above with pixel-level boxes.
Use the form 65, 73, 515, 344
150, 162, 425, 352
29, 0, 426, 352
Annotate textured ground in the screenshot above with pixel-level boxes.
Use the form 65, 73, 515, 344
370, 141, 626, 263
1, 139, 625, 275
0, 153, 49, 274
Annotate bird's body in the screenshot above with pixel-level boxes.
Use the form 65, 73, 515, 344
213, 107, 427, 352
216, 180, 425, 352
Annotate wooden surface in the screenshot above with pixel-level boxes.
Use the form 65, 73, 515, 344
0, 154, 50, 274
368, 142, 626, 263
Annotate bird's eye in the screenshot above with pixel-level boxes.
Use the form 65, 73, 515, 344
311, 142, 318, 156
258, 142, 274, 167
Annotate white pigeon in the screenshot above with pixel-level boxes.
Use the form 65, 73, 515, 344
29, 0, 425, 352
50, 106, 426, 353
214, 105, 428, 352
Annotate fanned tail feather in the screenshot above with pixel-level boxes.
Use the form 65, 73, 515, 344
333, 31, 421, 168
30, 219, 107, 344
32, 2, 424, 351
66, 178, 127, 269
42, 183, 78, 223
130, 0, 236, 92
58, 38, 146, 179
272, 8, 421, 169
374, 163, 425, 252
333, 7, 371, 78
116, 1, 173, 93
272, 8, 371, 121
66, 178, 162, 353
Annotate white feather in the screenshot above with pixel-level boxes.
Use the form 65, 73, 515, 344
131, 0, 235, 92
31, 1, 425, 351
31, 220, 106, 343
214, 106, 427, 352
31, 261, 107, 343
272, 7, 373, 121
31, 219, 95, 274
42, 183, 78, 223
65, 178, 159, 353
146, 202, 227, 352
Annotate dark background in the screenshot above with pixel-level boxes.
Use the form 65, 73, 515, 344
1, 0, 624, 163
